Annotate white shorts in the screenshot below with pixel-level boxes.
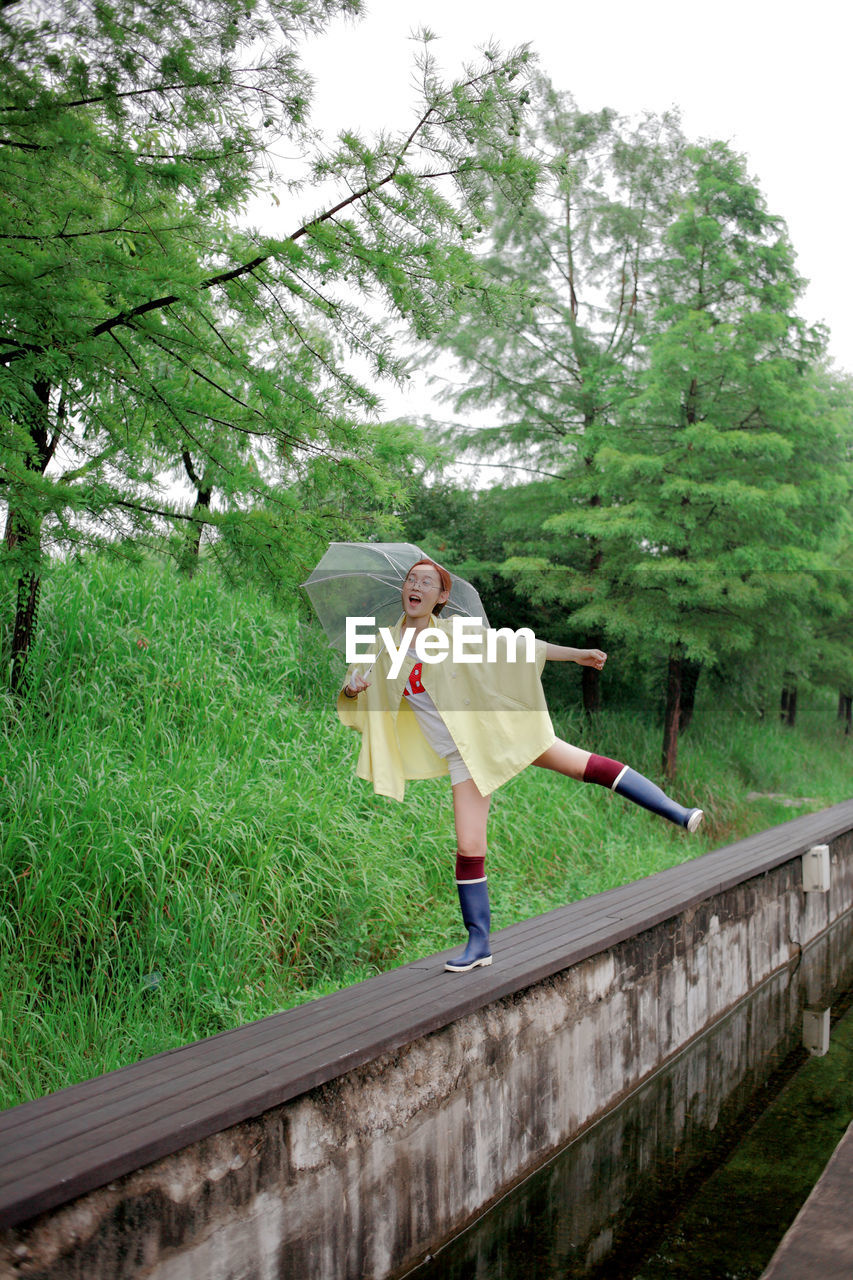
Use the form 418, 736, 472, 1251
446, 748, 472, 786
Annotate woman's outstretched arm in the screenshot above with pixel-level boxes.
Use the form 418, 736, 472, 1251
542, 643, 607, 669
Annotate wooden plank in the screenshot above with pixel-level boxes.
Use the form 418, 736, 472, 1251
0, 958, 443, 1134
2, 909, 632, 1178
1, 800, 851, 1230
0, 966, 444, 1159
1, 980, 527, 1225
0, 818, 838, 1166
4, 874, 696, 1148
0, 814, 842, 1167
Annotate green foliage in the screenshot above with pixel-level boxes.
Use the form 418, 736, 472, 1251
806, 368, 853, 698
556, 143, 847, 676
425, 82, 851, 747
434, 76, 685, 475
1, 0, 538, 685
1, 555, 850, 1107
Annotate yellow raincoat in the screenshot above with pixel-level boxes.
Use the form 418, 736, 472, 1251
336, 613, 556, 800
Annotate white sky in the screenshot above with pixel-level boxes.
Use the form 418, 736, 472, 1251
257, 0, 852, 423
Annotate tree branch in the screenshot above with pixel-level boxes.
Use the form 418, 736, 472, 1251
181, 449, 202, 489
1, 58, 517, 365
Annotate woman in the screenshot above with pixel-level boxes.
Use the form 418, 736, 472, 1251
338, 557, 703, 973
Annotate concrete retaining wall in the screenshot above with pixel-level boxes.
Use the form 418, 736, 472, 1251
418, 909, 853, 1276
2, 829, 852, 1280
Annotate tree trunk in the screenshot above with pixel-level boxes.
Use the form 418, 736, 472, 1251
4, 504, 44, 695
582, 665, 600, 717
180, 451, 214, 574
9, 568, 41, 695
678, 659, 702, 732
662, 650, 682, 780
182, 487, 213, 573
780, 681, 797, 727
839, 691, 852, 735
581, 629, 603, 717
580, 483, 603, 720
3, 379, 55, 694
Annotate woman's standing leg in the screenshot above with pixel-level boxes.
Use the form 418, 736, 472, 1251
445, 778, 493, 972
531, 740, 703, 831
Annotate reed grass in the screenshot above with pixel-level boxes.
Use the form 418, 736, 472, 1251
1, 555, 849, 1109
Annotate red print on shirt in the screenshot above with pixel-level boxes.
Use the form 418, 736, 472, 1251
404, 662, 424, 696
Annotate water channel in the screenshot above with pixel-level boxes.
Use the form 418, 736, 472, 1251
411, 910, 853, 1280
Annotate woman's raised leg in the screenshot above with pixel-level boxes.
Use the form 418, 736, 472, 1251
530, 739, 591, 779
532, 739, 703, 831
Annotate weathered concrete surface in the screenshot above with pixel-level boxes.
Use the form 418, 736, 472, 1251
2, 830, 852, 1280
760, 1121, 853, 1280
416, 911, 853, 1277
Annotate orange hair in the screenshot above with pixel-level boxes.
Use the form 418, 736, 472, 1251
406, 557, 451, 592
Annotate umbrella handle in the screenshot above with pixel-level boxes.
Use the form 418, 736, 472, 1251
352, 660, 376, 684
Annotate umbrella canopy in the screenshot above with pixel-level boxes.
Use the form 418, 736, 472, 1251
302, 541, 488, 652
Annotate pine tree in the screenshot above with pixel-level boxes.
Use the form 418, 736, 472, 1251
554, 143, 847, 773
433, 77, 687, 712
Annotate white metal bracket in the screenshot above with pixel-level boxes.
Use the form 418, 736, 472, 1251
802, 844, 831, 893
803, 1008, 831, 1055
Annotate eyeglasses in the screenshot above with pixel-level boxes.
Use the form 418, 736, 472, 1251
404, 574, 441, 591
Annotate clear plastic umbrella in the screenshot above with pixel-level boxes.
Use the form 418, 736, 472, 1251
302, 541, 488, 654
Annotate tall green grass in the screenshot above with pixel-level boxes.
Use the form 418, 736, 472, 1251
1, 556, 850, 1109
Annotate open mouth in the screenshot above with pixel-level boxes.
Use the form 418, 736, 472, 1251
407, 593, 422, 606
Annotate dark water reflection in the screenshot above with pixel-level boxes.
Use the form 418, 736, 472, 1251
412, 912, 853, 1280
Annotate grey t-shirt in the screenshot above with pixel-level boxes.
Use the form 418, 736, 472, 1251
403, 650, 458, 758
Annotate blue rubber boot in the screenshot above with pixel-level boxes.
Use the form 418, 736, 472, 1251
613, 767, 704, 832
445, 879, 493, 973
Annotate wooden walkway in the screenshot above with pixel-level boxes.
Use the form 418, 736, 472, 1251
2, 799, 852, 1231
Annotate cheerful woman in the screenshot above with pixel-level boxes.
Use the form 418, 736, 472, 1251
338, 557, 703, 973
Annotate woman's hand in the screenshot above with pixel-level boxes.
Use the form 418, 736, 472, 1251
576, 648, 607, 670
344, 670, 371, 698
